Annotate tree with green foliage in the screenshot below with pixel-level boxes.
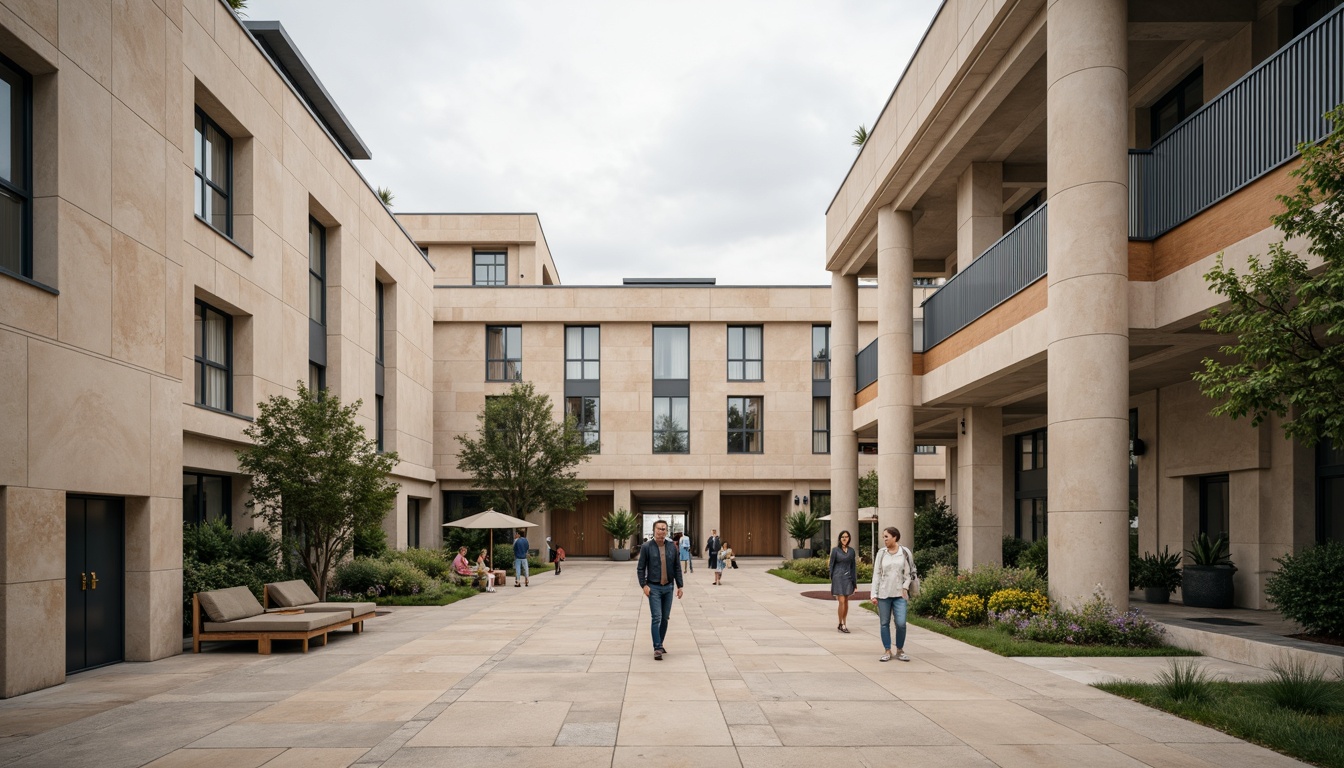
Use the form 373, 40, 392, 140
653, 413, 687, 453
237, 382, 400, 599
857, 469, 878, 508
852, 124, 868, 148
376, 186, 395, 207
455, 382, 591, 520
1194, 105, 1344, 448
914, 496, 958, 549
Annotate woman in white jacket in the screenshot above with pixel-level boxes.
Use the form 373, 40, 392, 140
868, 526, 913, 662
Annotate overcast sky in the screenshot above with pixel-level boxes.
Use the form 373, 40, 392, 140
244, 0, 938, 285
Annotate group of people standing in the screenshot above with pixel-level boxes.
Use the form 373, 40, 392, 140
829, 526, 915, 662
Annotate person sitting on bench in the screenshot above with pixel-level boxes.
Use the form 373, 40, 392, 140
475, 548, 496, 592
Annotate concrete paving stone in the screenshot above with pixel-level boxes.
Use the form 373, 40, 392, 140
1163, 741, 1316, 768
588, 655, 631, 673
730, 724, 782, 746
382, 746, 613, 768
766, 671, 896, 701
142, 747, 284, 767
189, 722, 403, 749
626, 670, 717, 701
407, 701, 569, 747
346, 654, 491, 674
1066, 695, 1242, 743
311, 672, 465, 691
1015, 698, 1157, 744
617, 700, 731, 746
1110, 743, 1234, 768
260, 747, 370, 768
719, 701, 769, 725
489, 654, 593, 672
0, 703, 118, 736
908, 699, 1099, 746
612, 745, 740, 767
562, 700, 622, 723
555, 721, 618, 746
459, 671, 627, 702
760, 700, 961, 746
870, 671, 999, 701
976, 743, 1163, 767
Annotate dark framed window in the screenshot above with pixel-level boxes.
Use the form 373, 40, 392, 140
1318, 437, 1344, 543
375, 394, 385, 452
1018, 430, 1047, 471
653, 396, 689, 453
1151, 67, 1203, 143
912, 277, 938, 287
308, 218, 325, 324
653, 326, 689, 380
1016, 498, 1047, 542
407, 498, 421, 549
308, 362, 325, 396
727, 326, 763, 381
915, 445, 937, 455
193, 108, 232, 237
727, 396, 762, 454
0, 54, 32, 279
565, 396, 600, 453
812, 326, 830, 381
1014, 428, 1048, 541
812, 397, 829, 454
486, 326, 522, 381
194, 300, 232, 411
375, 281, 385, 363
473, 251, 507, 286
1199, 474, 1230, 544
565, 326, 599, 380
183, 472, 231, 527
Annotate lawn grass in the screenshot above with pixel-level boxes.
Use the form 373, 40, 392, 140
767, 568, 829, 585
1095, 679, 1344, 768
857, 603, 1200, 658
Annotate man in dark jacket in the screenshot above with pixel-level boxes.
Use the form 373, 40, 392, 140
706, 529, 722, 570
636, 519, 683, 660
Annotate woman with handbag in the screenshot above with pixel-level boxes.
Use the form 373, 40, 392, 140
828, 530, 857, 633
714, 543, 734, 585
868, 526, 913, 662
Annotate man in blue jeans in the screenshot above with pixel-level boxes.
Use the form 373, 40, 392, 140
636, 519, 683, 660
513, 529, 530, 587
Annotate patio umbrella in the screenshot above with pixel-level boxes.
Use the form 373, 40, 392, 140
818, 508, 879, 549
443, 509, 537, 569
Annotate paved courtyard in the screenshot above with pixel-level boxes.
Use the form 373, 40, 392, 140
0, 561, 1306, 768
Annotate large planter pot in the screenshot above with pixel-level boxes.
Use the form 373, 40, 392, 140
609, 548, 631, 562
1181, 565, 1235, 608
1142, 587, 1170, 604
791, 548, 813, 560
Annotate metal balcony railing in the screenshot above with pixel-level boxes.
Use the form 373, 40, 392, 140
855, 338, 878, 393
1129, 5, 1344, 239
921, 204, 1048, 350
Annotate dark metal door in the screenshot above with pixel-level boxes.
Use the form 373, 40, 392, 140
66, 496, 125, 674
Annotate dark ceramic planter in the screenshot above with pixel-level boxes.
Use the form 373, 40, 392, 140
1182, 565, 1235, 608
609, 548, 631, 561
792, 548, 813, 560
1142, 587, 1170, 604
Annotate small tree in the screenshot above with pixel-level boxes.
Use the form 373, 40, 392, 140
237, 383, 399, 599
1194, 105, 1344, 447
914, 496, 958, 550
857, 469, 878, 508
455, 382, 590, 519
602, 507, 639, 549
786, 509, 822, 551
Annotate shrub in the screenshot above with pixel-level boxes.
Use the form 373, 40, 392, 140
495, 542, 545, 570
786, 510, 823, 549
997, 591, 1165, 647
914, 496, 957, 549
334, 557, 389, 595
914, 543, 957, 575
942, 593, 986, 626
1263, 658, 1342, 715
1265, 541, 1344, 639
955, 563, 1048, 602
910, 564, 958, 617
353, 524, 388, 559
182, 520, 284, 628
1134, 547, 1183, 594
382, 559, 432, 595
1018, 537, 1048, 578
1002, 536, 1031, 568
987, 588, 1049, 616
183, 519, 235, 564
781, 556, 873, 582
387, 547, 452, 579
1155, 659, 1217, 702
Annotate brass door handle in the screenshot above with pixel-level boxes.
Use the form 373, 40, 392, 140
81, 572, 87, 591
90, 572, 98, 590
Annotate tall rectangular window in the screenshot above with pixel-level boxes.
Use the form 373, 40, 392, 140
565, 396, 600, 453
194, 108, 232, 237
812, 397, 829, 454
1150, 67, 1203, 143
375, 394, 385, 452
473, 251, 507, 286
653, 326, 689, 380
565, 326, 600, 380
194, 300, 232, 411
812, 325, 830, 381
407, 498, 421, 549
1199, 474, 1230, 544
308, 218, 326, 324
727, 326, 763, 381
0, 54, 32, 279
653, 396, 689, 453
183, 472, 231, 527
308, 362, 325, 396
727, 396, 762, 454
375, 281, 386, 363
486, 325, 522, 381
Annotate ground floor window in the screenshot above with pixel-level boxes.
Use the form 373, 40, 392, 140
407, 498, 421, 549
183, 472, 231, 526
1318, 438, 1344, 543
1199, 474, 1230, 544
1016, 497, 1046, 542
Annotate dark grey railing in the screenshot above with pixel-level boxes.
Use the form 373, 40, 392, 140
1129, 5, 1344, 239
922, 204, 1047, 350
855, 339, 878, 392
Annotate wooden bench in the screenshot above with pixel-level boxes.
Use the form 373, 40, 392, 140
191, 589, 367, 655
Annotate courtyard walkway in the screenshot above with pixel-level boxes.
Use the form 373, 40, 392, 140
0, 560, 1307, 768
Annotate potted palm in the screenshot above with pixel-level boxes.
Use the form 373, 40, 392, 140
786, 509, 822, 560
1135, 547, 1182, 604
602, 507, 638, 561
1182, 533, 1236, 608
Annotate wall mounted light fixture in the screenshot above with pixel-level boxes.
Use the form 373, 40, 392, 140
794, 495, 801, 506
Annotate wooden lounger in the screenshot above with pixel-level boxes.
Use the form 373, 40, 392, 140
191, 590, 367, 655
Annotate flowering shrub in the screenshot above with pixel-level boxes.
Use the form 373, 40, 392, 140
335, 556, 434, 596
942, 593, 987, 626
990, 590, 1165, 647
910, 563, 1046, 618
987, 588, 1049, 616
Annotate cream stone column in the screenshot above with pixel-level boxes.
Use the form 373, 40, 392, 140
957, 407, 1004, 569
956, 162, 1004, 273
614, 482, 632, 516
945, 445, 959, 518
829, 273, 860, 538
877, 206, 915, 547
701, 481, 721, 549
1047, 0, 1131, 609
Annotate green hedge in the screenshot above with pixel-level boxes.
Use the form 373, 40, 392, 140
1267, 541, 1344, 639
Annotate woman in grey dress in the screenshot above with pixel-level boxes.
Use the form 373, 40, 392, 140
829, 530, 857, 633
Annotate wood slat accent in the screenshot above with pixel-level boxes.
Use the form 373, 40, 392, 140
922, 278, 1047, 373
855, 382, 877, 407
551, 495, 614, 556
720, 495, 782, 556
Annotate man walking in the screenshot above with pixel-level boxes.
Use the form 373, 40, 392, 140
513, 529, 530, 587
636, 520, 683, 660
706, 529, 722, 571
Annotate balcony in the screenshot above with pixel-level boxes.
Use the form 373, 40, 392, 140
856, 338, 878, 392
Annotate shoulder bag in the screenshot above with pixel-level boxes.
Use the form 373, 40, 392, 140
902, 545, 920, 598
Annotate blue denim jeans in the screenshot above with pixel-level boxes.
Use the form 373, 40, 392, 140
647, 582, 675, 649
514, 558, 529, 580
876, 596, 908, 651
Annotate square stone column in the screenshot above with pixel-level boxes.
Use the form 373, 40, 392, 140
877, 206, 915, 547
957, 407, 1003, 569
700, 481, 721, 550
0, 487, 66, 698
829, 273, 859, 538
956, 162, 1004, 274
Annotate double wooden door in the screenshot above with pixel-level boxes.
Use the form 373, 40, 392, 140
721, 495, 782, 556
66, 496, 124, 674
551, 495, 612, 556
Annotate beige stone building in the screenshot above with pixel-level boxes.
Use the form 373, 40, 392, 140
827, 0, 1344, 610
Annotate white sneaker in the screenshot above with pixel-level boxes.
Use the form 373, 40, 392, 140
879, 652, 892, 662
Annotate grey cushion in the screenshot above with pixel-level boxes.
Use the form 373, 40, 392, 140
267, 579, 320, 607
204, 612, 347, 633
198, 586, 265, 622
265, 602, 376, 618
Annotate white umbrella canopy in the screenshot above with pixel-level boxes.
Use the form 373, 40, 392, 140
442, 509, 537, 570
817, 508, 879, 549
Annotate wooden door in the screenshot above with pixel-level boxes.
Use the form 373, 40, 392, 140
720, 495, 782, 556
552, 495, 612, 556
66, 496, 125, 674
